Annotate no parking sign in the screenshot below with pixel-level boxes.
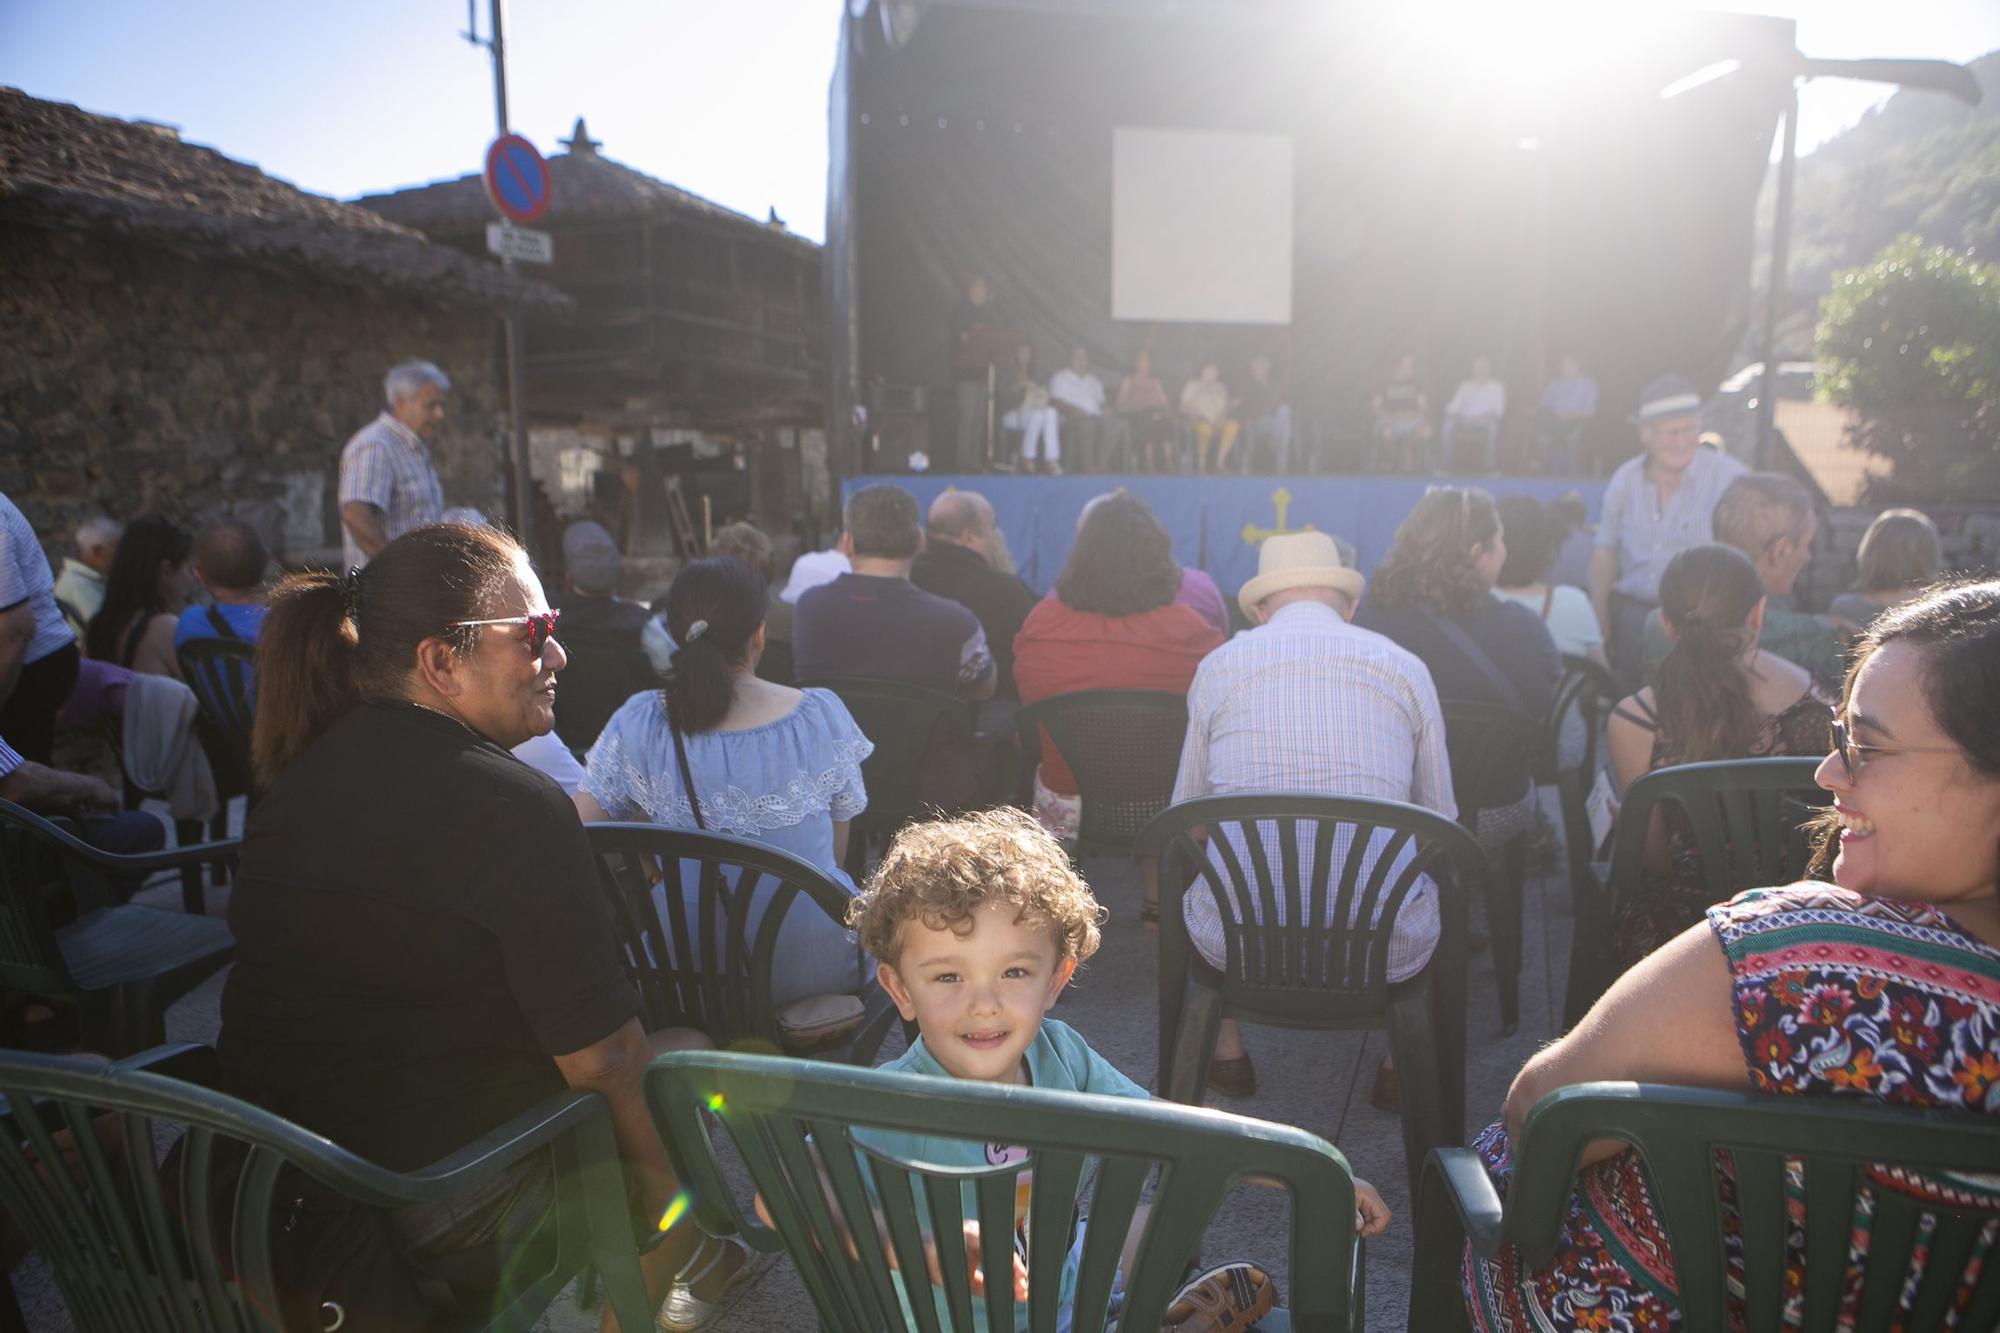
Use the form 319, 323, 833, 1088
483, 133, 551, 224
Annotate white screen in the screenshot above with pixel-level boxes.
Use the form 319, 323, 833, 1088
1111, 127, 1294, 325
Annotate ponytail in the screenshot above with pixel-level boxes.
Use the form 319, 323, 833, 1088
660, 555, 769, 735
1654, 544, 1766, 764
252, 571, 358, 788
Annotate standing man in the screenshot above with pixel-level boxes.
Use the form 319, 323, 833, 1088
949, 275, 1016, 470
911, 490, 1036, 698
339, 361, 448, 569
1590, 374, 1748, 690
1048, 346, 1109, 474
54, 514, 120, 634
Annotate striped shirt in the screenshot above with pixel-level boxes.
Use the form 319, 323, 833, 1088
0, 492, 78, 667
1173, 601, 1456, 981
338, 412, 444, 568
0, 737, 21, 780
1597, 446, 1747, 603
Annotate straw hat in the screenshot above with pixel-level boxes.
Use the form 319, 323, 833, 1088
1236, 531, 1365, 618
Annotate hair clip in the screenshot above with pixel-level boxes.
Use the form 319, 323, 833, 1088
339, 566, 364, 621
684, 619, 710, 642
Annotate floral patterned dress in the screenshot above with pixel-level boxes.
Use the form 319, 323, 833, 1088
1610, 688, 1835, 966
1464, 884, 2000, 1331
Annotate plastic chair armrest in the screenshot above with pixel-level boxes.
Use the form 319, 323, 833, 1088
93, 838, 242, 876
1427, 1147, 1506, 1258
111, 1042, 221, 1088
404, 1089, 611, 1191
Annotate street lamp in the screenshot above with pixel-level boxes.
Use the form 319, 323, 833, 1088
1662, 54, 1981, 468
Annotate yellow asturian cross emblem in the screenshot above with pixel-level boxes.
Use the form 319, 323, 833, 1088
1241, 487, 1317, 546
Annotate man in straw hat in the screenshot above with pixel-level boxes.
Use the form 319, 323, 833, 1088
1589, 373, 1747, 690
1171, 530, 1456, 1097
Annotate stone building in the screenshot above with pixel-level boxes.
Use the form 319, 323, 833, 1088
0, 87, 565, 563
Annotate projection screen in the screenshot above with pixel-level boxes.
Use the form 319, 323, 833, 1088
1111, 127, 1295, 325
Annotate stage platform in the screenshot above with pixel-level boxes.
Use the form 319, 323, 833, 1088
841, 474, 1608, 599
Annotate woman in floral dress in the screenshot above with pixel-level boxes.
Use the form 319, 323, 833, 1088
1465, 577, 2000, 1330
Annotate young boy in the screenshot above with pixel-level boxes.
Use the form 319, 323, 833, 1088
847, 807, 1390, 1331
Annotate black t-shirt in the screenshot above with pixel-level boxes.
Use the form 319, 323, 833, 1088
550, 589, 653, 652
910, 542, 1037, 700
219, 702, 638, 1171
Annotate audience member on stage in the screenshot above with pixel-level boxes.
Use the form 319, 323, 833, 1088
1003, 342, 1062, 474
1174, 531, 1454, 1096
174, 520, 270, 652
1113, 349, 1173, 473
1606, 544, 1832, 965
1663, 472, 1841, 687
1537, 353, 1597, 475
1544, 491, 1595, 590
950, 274, 1014, 469
579, 556, 871, 1006
1179, 359, 1239, 475
1049, 345, 1109, 474
85, 513, 192, 681
912, 491, 1036, 699
1241, 354, 1293, 474
54, 513, 120, 637
1590, 374, 1747, 691
222, 522, 738, 1312
1492, 495, 1603, 662
0, 492, 82, 765
1465, 578, 2000, 1333
712, 520, 795, 682
1357, 487, 1557, 848
1442, 355, 1507, 475
795, 484, 997, 702
1831, 508, 1943, 631
1013, 492, 1224, 844
548, 520, 655, 754
1370, 352, 1433, 473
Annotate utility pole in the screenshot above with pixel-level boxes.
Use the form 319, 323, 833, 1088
467, 0, 536, 552
1754, 81, 1798, 471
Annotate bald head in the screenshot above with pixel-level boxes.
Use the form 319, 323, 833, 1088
191, 520, 270, 599
75, 515, 122, 573
927, 490, 998, 562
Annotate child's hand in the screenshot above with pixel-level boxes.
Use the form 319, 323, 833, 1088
1353, 1179, 1391, 1238
927, 1221, 1029, 1304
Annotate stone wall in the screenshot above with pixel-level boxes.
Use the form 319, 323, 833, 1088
0, 224, 509, 565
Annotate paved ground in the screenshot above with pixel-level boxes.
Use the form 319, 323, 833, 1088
16, 794, 1576, 1332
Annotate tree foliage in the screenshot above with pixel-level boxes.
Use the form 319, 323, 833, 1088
1816, 237, 2000, 501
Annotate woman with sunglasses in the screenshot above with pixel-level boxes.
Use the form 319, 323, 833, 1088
223, 522, 741, 1330
1462, 577, 2000, 1331
576, 555, 872, 1008
1604, 543, 1833, 964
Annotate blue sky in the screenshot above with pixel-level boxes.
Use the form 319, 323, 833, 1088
2, 1, 1995, 244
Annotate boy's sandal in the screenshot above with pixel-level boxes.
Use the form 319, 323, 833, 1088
1206, 1054, 1256, 1098
1163, 1261, 1277, 1332
656, 1235, 765, 1332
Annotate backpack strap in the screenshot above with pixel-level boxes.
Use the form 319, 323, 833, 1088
205, 605, 242, 641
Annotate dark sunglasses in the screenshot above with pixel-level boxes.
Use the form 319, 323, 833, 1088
450, 609, 562, 658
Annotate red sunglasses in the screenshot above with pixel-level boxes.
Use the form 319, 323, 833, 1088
450, 609, 562, 658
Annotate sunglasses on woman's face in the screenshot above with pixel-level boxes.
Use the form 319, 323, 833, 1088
450, 609, 561, 658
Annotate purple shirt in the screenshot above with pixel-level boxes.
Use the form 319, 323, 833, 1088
1176, 568, 1228, 634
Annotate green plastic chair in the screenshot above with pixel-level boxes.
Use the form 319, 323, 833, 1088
799, 676, 975, 879
1013, 689, 1188, 856
585, 822, 898, 1064
0, 1045, 653, 1333
1137, 794, 1485, 1193
1412, 1081, 2000, 1332
1563, 756, 1829, 1026
1545, 655, 1616, 897
1437, 701, 1543, 1036
0, 800, 236, 1057
645, 1049, 1365, 1332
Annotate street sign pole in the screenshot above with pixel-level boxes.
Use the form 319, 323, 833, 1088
481, 0, 534, 553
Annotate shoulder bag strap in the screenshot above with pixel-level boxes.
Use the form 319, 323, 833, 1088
205, 604, 242, 640
1540, 586, 1555, 620
1419, 606, 1525, 712
668, 702, 707, 831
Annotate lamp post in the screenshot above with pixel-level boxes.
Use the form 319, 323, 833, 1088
1662, 54, 1981, 468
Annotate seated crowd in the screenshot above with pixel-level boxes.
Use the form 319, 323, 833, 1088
2, 362, 1994, 1332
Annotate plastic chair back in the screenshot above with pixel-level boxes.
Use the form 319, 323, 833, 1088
585, 823, 867, 1050
646, 1049, 1363, 1333
1548, 654, 1617, 869
0, 1048, 650, 1333
1422, 1082, 2000, 1331
1438, 700, 1543, 836
800, 676, 973, 830
1015, 689, 1188, 853
1607, 757, 1830, 913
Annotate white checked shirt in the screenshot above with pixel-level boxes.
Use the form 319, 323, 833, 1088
1173, 601, 1456, 981
1597, 446, 1748, 603
338, 412, 444, 568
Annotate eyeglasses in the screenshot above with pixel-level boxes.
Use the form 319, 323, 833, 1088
1827, 717, 1958, 780
450, 609, 561, 658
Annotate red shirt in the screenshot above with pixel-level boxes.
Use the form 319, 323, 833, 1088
1012, 596, 1225, 795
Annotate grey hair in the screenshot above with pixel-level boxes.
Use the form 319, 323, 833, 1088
383, 360, 450, 406
75, 514, 122, 554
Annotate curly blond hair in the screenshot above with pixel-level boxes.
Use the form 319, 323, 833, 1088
848, 807, 1104, 966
